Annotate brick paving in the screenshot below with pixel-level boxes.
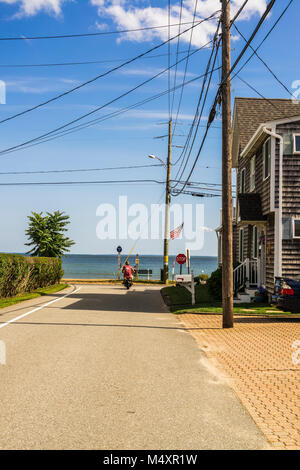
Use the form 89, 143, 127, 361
178, 313, 300, 450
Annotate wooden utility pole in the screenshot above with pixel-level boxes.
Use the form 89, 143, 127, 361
162, 119, 172, 283
221, 0, 234, 328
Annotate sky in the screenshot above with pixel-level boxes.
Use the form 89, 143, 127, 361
0, 0, 299, 256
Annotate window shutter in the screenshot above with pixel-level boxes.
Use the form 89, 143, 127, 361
283, 134, 293, 155
282, 218, 292, 240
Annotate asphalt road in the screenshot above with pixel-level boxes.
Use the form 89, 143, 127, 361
0, 284, 268, 450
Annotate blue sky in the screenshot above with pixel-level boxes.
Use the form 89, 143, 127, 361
0, 0, 299, 256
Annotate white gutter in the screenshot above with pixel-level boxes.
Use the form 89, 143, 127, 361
263, 127, 283, 277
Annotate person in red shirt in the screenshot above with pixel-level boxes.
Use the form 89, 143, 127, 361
122, 261, 135, 280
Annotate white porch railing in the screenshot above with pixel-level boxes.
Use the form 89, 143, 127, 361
233, 258, 260, 293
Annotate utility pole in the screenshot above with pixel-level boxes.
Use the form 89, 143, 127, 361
162, 118, 172, 283
221, 0, 234, 328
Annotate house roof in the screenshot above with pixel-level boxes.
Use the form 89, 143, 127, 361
232, 98, 300, 166
238, 193, 266, 222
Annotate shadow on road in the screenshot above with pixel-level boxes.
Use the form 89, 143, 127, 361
60, 289, 164, 314
0, 320, 221, 331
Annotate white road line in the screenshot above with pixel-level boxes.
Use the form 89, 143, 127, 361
0, 286, 81, 330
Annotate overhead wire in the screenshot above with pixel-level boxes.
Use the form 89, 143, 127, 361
0, 19, 219, 41
0, 13, 220, 127
171, 0, 200, 138
0, 65, 222, 157
172, 21, 221, 184
170, 0, 184, 117
0, 40, 218, 157
172, 0, 278, 196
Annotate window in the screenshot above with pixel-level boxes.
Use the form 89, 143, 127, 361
293, 219, 300, 238
250, 156, 256, 191
239, 228, 244, 262
294, 134, 300, 154
252, 226, 258, 259
240, 168, 246, 193
263, 138, 271, 180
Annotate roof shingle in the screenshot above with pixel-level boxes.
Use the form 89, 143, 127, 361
234, 97, 300, 151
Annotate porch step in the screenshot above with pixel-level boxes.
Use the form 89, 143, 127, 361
237, 293, 251, 303
233, 298, 244, 304
245, 288, 257, 300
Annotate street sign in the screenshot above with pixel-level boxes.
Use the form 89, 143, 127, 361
175, 274, 192, 283
176, 253, 187, 265
117, 246, 122, 253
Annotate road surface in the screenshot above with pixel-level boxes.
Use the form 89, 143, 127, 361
0, 284, 268, 449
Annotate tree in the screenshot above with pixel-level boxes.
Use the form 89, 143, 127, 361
26, 211, 75, 257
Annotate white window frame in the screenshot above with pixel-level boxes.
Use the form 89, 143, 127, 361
239, 228, 244, 263
292, 218, 300, 239
250, 155, 256, 192
240, 168, 246, 193
293, 134, 300, 154
263, 138, 271, 181
252, 225, 258, 259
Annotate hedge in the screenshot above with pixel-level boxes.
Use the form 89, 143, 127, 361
0, 254, 63, 298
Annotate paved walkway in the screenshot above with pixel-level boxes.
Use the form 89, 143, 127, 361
0, 285, 268, 449
179, 313, 300, 450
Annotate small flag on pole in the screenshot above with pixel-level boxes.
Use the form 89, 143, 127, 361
170, 222, 184, 240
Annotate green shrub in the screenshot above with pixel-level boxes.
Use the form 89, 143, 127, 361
195, 273, 210, 284
0, 254, 63, 298
206, 267, 222, 301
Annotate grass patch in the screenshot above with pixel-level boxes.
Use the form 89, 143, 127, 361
162, 284, 299, 316
0, 283, 69, 309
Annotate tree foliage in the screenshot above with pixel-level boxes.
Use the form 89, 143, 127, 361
206, 267, 222, 301
26, 211, 75, 257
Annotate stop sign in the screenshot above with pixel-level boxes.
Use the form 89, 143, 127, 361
176, 253, 187, 265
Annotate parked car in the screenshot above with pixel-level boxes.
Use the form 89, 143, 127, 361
273, 277, 300, 313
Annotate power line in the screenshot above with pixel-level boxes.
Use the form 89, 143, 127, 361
0, 41, 217, 157
171, 0, 200, 135
0, 178, 223, 188
0, 64, 222, 157
173, 0, 278, 196
0, 164, 163, 176
173, 26, 221, 186
230, 0, 249, 25
0, 179, 166, 186
0, 19, 219, 41
0, 47, 213, 69
235, 75, 281, 109
232, 9, 296, 99
170, 0, 184, 117
167, 0, 171, 119
0, 66, 221, 157
232, 0, 294, 80
0, 15, 219, 127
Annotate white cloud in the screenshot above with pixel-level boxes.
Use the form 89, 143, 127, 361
6, 76, 80, 93
91, 0, 268, 47
0, 0, 67, 17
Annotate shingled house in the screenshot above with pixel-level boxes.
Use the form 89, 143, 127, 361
217, 97, 300, 299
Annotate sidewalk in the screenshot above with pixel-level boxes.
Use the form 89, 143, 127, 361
178, 313, 300, 450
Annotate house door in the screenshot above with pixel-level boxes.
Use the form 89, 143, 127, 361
258, 229, 266, 287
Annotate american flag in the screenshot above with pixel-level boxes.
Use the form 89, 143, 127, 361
170, 223, 184, 240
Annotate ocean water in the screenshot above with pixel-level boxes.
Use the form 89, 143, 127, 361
62, 254, 218, 280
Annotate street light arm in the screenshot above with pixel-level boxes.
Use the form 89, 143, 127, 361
148, 154, 167, 169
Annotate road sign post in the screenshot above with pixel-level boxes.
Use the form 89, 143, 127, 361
175, 270, 195, 305
117, 246, 122, 279
176, 253, 187, 275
